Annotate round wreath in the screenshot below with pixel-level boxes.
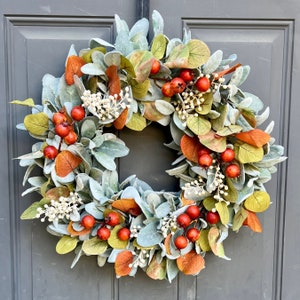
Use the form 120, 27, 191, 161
13, 10, 286, 281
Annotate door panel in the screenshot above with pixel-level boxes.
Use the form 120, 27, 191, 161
1, 0, 299, 299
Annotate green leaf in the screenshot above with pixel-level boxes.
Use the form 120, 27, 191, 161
186, 115, 211, 135
223, 178, 238, 203
155, 100, 175, 115
146, 255, 166, 280
203, 197, 216, 211
195, 92, 213, 115
208, 227, 230, 260
131, 79, 150, 99
211, 104, 228, 131
186, 39, 210, 68
244, 191, 271, 213
126, 113, 147, 131
232, 207, 248, 231
235, 142, 264, 164
81, 119, 97, 139
108, 225, 128, 249
56, 236, 78, 254
216, 125, 243, 136
120, 56, 136, 77
137, 221, 164, 247
197, 229, 211, 252
24, 112, 49, 136
215, 202, 229, 225
11, 98, 35, 107
229, 65, 250, 87
82, 237, 108, 255
151, 34, 167, 59
20, 201, 42, 219
165, 44, 189, 68
128, 50, 153, 82
199, 130, 227, 153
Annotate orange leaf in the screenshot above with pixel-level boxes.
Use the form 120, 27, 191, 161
65, 55, 86, 85
180, 134, 202, 163
176, 250, 205, 275
243, 210, 263, 233
235, 129, 270, 147
105, 65, 121, 98
164, 233, 172, 255
111, 198, 142, 216
181, 193, 196, 206
113, 107, 128, 130
67, 221, 91, 236
55, 150, 82, 177
115, 250, 133, 277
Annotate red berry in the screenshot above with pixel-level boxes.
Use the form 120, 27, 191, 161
52, 112, 67, 125
220, 148, 235, 162
55, 122, 71, 138
198, 153, 213, 168
206, 211, 220, 224
177, 213, 191, 228
71, 105, 85, 121
170, 77, 186, 94
186, 228, 200, 242
81, 215, 96, 229
105, 211, 121, 227
161, 82, 175, 97
198, 147, 211, 157
186, 205, 201, 220
64, 130, 78, 145
174, 235, 188, 249
195, 77, 211, 92
97, 226, 111, 240
43, 145, 58, 160
179, 69, 195, 82
117, 227, 131, 241
150, 59, 160, 75
225, 164, 240, 178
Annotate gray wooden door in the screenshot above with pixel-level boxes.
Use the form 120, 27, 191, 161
1, 0, 299, 299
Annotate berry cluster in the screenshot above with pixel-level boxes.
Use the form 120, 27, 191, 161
81, 87, 132, 122
80, 211, 132, 242
43, 105, 85, 159
36, 192, 83, 223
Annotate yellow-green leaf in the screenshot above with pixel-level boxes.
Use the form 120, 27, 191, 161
215, 202, 229, 225
211, 104, 228, 131
223, 178, 238, 203
187, 115, 211, 135
11, 98, 35, 107
20, 201, 42, 219
82, 237, 108, 255
195, 92, 213, 115
126, 113, 147, 131
216, 125, 243, 136
81, 47, 106, 63
232, 207, 248, 231
151, 33, 167, 59
186, 39, 210, 68
203, 197, 216, 211
24, 112, 49, 136
235, 142, 264, 164
244, 191, 271, 213
120, 56, 136, 77
165, 44, 189, 68
197, 229, 211, 252
108, 225, 128, 249
56, 236, 78, 254
208, 227, 230, 260
199, 130, 227, 153
131, 79, 150, 99
146, 255, 167, 280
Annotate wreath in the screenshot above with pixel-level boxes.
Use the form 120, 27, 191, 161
12, 10, 286, 281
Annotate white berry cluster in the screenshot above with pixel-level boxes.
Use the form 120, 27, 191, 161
130, 224, 142, 239
160, 214, 178, 238
182, 177, 207, 197
36, 192, 83, 222
81, 87, 132, 122
207, 163, 229, 202
129, 249, 150, 269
